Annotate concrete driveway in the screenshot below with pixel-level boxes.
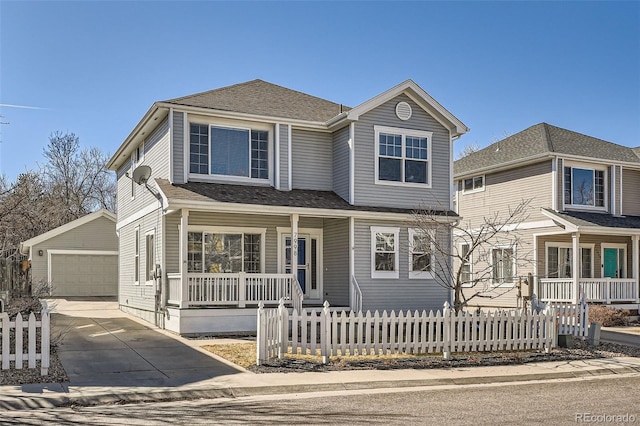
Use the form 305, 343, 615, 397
49, 298, 242, 387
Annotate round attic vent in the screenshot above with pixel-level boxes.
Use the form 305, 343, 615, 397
395, 101, 412, 121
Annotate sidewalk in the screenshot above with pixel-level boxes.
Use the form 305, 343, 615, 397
2, 299, 640, 410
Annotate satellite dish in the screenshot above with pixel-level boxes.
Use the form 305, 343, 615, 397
132, 165, 152, 185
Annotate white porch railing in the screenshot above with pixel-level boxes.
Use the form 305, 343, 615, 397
350, 275, 362, 313
538, 278, 639, 303
167, 272, 304, 310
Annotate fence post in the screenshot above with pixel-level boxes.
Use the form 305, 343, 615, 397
256, 301, 265, 366
580, 296, 588, 339
321, 300, 330, 364
542, 304, 556, 352
443, 301, 451, 360
238, 272, 246, 308
41, 308, 50, 376
277, 298, 287, 360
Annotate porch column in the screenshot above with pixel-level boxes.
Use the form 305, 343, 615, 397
572, 232, 580, 304
633, 235, 640, 303
180, 209, 189, 308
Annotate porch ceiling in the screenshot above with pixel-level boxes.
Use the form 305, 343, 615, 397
155, 179, 457, 218
542, 208, 640, 234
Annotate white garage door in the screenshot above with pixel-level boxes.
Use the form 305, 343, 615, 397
50, 253, 118, 297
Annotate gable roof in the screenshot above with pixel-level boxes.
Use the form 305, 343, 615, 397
162, 79, 349, 123
20, 209, 116, 253
541, 208, 640, 235
454, 123, 640, 177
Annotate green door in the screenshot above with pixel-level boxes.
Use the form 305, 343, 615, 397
603, 248, 619, 278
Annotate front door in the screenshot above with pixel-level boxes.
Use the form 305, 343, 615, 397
603, 247, 625, 278
284, 234, 321, 300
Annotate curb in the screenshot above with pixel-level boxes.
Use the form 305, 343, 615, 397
2, 365, 639, 411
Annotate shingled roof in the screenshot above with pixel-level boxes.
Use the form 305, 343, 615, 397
543, 208, 640, 231
162, 79, 349, 123
454, 123, 640, 177
155, 179, 456, 217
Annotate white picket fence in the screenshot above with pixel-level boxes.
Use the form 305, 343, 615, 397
532, 295, 589, 338
257, 300, 556, 365
0, 302, 50, 376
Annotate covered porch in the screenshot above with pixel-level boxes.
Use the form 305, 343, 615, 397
536, 209, 640, 307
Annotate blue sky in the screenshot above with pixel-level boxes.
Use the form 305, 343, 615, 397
1, 1, 638, 180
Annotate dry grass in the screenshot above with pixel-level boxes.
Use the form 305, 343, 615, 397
202, 342, 444, 368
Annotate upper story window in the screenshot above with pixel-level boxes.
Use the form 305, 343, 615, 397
462, 175, 484, 193
563, 165, 605, 208
189, 123, 269, 180
374, 126, 432, 187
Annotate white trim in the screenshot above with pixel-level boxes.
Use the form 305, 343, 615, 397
619, 166, 624, 216
20, 209, 116, 253
374, 125, 433, 188
408, 228, 434, 279
601, 243, 628, 278
187, 173, 271, 186
349, 216, 355, 288
183, 111, 189, 184
561, 161, 608, 211
551, 157, 557, 211
461, 175, 485, 194
144, 229, 156, 286
349, 122, 355, 204
540, 208, 640, 236
453, 220, 557, 237
449, 130, 453, 211
275, 123, 280, 190
490, 244, 517, 287
116, 201, 162, 231
370, 226, 400, 279
169, 108, 174, 183
276, 227, 323, 300
287, 124, 292, 191
47, 249, 118, 293
134, 226, 140, 285
459, 241, 473, 288
544, 242, 595, 278
612, 165, 616, 215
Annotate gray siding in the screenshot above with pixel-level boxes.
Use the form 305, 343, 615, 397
118, 209, 164, 313
291, 129, 332, 190
622, 168, 640, 216
353, 94, 451, 209
322, 218, 349, 306
353, 219, 450, 313
172, 111, 185, 184
278, 124, 290, 190
116, 116, 170, 220
30, 216, 117, 284
332, 125, 350, 202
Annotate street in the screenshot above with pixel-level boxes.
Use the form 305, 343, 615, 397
2, 374, 638, 425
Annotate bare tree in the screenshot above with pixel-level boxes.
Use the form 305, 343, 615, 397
456, 143, 481, 160
411, 199, 533, 313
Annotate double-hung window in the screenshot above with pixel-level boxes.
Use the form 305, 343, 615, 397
462, 175, 484, 193
564, 165, 605, 208
460, 243, 472, 287
187, 230, 264, 273
189, 123, 269, 180
145, 232, 155, 284
409, 228, 434, 279
492, 246, 515, 285
375, 126, 432, 186
546, 243, 594, 279
134, 227, 140, 284
371, 227, 399, 278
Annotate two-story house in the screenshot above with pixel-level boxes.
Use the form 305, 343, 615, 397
107, 79, 469, 334
454, 123, 640, 312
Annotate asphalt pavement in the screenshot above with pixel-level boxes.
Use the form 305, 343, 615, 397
1, 299, 640, 411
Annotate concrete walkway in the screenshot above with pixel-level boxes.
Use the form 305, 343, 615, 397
1, 300, 640, 410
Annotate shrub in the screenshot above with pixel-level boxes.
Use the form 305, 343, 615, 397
588, 305, 630, 327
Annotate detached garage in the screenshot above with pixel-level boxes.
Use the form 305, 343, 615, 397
20, 209, 118, 297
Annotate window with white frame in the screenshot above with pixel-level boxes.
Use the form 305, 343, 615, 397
409, 228, 433, 279
546, 244, 594, 279
371, 227, 399, 278
564, 165, 605, 208
134, 227, 140, 284
462, 175, 484, 193
492, 246, 515, 285
130, 142, 144, 199
145, 232, 155, 283
189, 124, 269, 180
375, 126, 431, 185
460, 243, 472, 287
187, 231, 263, 273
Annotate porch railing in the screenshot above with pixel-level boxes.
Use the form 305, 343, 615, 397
538, 278, 639, 303
167, 272, 304, 310
350, 275, 362, 313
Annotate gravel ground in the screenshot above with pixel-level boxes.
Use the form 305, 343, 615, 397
0, 348, 68, 386
249, 340, 640, 373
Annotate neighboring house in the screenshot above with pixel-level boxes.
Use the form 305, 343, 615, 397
454, 123, 640, 311
19, 209, 118, 297
106, 79, 469, 334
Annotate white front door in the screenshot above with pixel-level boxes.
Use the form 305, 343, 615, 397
283, 234, 321, 300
